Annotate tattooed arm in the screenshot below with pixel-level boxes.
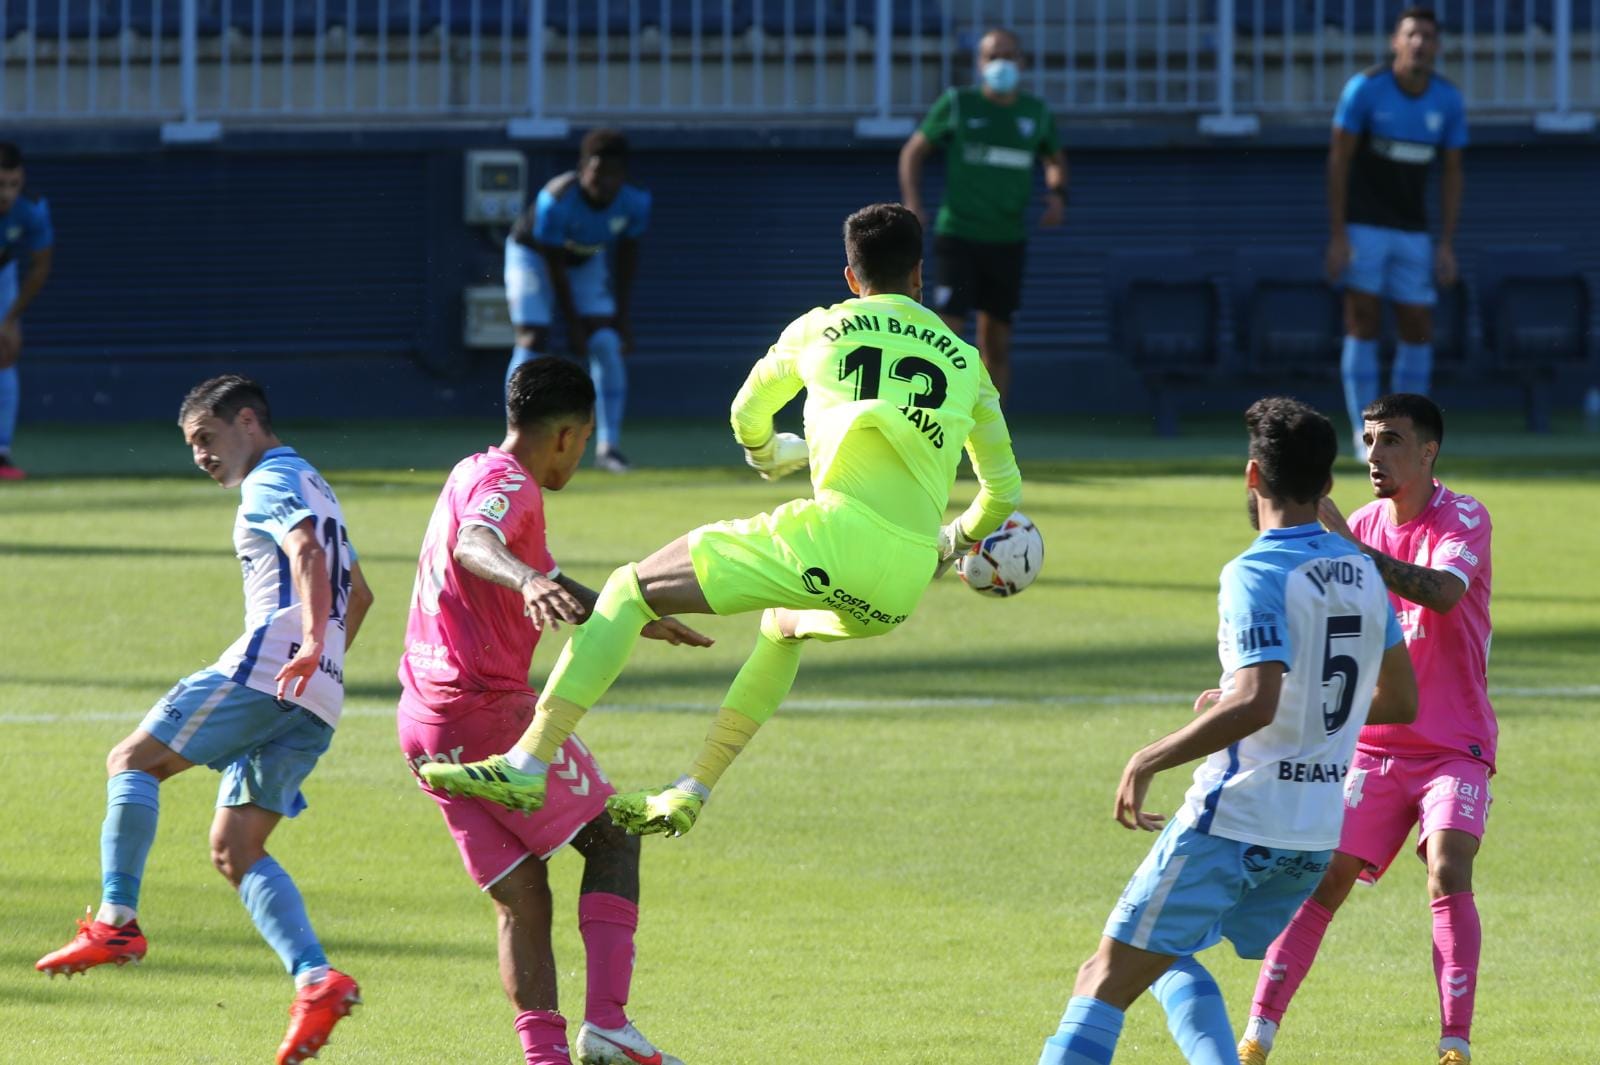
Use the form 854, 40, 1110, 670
1363, 549, 1467, 614
1317, 498, 1468, 614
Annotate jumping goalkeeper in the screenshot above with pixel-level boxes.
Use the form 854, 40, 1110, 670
421, 202, 1024, 836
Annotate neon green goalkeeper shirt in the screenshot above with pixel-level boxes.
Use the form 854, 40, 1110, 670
730, 292, 1023, 541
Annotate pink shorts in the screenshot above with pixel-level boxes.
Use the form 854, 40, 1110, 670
397, 691, 614, 890
1338, 749, 1492, 882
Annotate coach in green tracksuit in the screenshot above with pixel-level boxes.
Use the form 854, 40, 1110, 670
899, 27, 1068, 404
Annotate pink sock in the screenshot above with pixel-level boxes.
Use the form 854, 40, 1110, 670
1432, 892, 1481, 1043
514, 1009, 569, 1065
579, 892, 638, 1029
1251, 898, 1335, 1024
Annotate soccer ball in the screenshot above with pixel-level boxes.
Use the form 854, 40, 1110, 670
956, 511, 1044, 597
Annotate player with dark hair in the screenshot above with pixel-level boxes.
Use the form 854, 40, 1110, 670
37, 374, 375, 1065
0, 141, 55, 480
421, 202, 1023, 844
505, 128, 649, 473
1328, 7, 1466, 456
1241, 394, 1495, 1065
899, 27, 1068, 403
1037, 397, 1417, 1065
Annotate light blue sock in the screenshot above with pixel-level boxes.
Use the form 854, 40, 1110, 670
1340, 336, 1380, 440
505, 344, 539, 394
1040, 995, 1124, 1065
100, 770, 161, 911
1392, 341, 1433, 396
587, 327, 626, 451
1152, 955, 1238, 1065
0, 364, 19, 454
239, 855, 328, 978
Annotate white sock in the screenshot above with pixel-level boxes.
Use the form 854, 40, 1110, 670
1439, 1037, 1470, 1057
295, 964, 330, 989
96, 903, 137, 927
1243, 1016, 1278, 1050
503, 747, 548, 774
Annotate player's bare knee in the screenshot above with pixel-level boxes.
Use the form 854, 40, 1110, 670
1427, 853, 1474, 897
1344, 295, 1382, 339
1394, 307, 1433, 345
208, 837, 258, 887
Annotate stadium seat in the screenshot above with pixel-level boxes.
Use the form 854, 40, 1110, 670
1232, 247, 1342, 377
1478, 245, 1592, 431
1107, 249, 1223, 436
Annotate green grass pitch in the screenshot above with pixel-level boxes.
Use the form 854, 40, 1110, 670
2, 415, 1596, 1063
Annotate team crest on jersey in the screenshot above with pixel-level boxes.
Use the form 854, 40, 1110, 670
608, 216, 628, 234
478, 493, 511, 522
1016, 116, 1035, 138
1426, 111, 1442, 132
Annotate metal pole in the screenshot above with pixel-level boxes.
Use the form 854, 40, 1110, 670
1537, 0, 1596, 131
161, 0, 221, 141
509, 0, 568, 138
855, 0, 912, 137
1200, 0, 1258, 134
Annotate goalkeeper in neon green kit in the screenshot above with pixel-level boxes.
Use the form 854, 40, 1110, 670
421, 203, 1023, 835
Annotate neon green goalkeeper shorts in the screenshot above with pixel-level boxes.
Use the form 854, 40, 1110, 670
686, 489, 939, 642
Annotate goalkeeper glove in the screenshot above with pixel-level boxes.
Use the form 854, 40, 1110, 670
933, 520, 979, 579
743, 432, 809, 481
605, 777, 710, 838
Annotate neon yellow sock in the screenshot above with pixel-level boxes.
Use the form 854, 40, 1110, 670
517, 564, 659, 762
516, 695, 587, 763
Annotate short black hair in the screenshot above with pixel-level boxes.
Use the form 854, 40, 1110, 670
1363, 392, 1444, 450
1396, 6, 1438, 29
178, 374, 273, 431
1245, 396, 1337, 504
580, 128, 628, 164
507, 355, 595, 431
0, 142, 22, 170
843, 203, 923, 292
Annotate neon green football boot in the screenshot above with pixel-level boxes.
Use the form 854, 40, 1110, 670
606, 783, 705, 837
419, 755, 547, 812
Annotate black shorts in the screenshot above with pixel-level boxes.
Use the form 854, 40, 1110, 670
932, 234, 1026, 323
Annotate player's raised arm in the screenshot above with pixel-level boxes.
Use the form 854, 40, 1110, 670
730, 325, 809, 480
937, 369, 1023, 576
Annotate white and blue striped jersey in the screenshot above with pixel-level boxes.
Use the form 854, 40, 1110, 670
1176, 522, 1404, 851
211, 446, 356, 726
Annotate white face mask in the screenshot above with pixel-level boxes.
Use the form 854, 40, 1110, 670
981, 58, 1020, 94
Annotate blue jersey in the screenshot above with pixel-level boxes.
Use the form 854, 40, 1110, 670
510, 171, 650, 265
211, 446, 357, 726
0, 194, 54, 311
1335, 66, 1467, 232
1176, 522, 1404, 851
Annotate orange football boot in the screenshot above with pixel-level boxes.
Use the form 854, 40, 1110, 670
35, 909, 147, 976
276, 969, 361, 1065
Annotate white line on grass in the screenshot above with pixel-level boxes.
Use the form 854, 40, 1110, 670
3, 685, 1596, 724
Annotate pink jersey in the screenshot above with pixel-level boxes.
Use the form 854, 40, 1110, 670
399, 448, 557, 716
1349, 480, 1496, 768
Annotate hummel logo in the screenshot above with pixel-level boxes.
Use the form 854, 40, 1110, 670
1457, 513, 1481, 530
1447, 974, 1470, 997
1454, 499, 1480, 513
1265, 962, 1288, 982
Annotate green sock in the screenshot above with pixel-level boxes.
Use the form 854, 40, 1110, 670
722, 610, 805, 726
545, 564, 659, 712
